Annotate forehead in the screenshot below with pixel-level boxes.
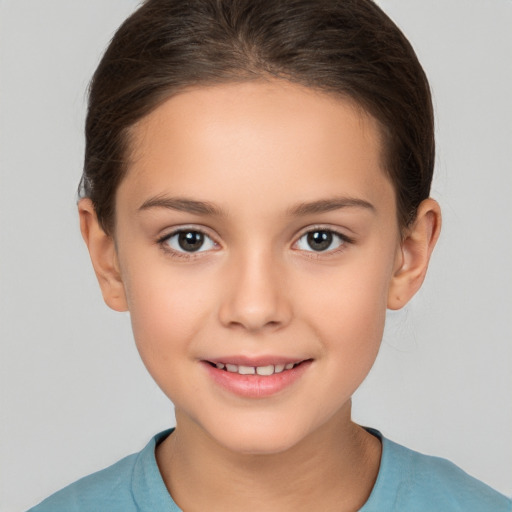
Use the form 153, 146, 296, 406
120, 80, 394, 216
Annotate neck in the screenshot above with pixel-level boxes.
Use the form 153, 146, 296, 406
156, 403, 381, 512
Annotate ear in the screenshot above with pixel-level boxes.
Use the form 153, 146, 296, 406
387, 198, 441, 310
78, 198, 128, 312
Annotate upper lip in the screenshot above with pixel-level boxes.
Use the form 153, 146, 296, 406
203, 356, 311, 367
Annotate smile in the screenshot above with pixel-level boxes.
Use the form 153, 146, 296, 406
208, 361, 302, 376
203, 359, 312, 398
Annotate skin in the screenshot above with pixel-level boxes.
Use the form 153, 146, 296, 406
79, 80, 441, 511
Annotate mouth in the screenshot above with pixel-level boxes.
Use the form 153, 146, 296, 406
202, 358, 313, 398
205, 360, 307, 376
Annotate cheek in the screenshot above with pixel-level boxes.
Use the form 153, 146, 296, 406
318, 278, 388, 403
122, 263, 213, 364
306, 254, 392, 324
300, 247, 394, 365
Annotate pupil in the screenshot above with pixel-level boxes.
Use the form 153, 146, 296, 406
307, 231, 332, 251
178, 231, 204, 252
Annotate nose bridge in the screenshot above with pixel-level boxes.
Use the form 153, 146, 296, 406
218, 243, 291, 332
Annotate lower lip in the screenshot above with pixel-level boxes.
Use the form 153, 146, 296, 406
202, 360, 312, 398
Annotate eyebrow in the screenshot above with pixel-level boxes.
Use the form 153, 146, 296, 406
288, 197, 375, 216
138, 196, 223, 216
138, 195, 375, 217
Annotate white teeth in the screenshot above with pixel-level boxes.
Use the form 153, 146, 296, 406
256, 365, 274, 376
238, 365, 256, 375
213, 361, 302, 375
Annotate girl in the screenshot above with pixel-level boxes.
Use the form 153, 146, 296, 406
25, 0, 511, 510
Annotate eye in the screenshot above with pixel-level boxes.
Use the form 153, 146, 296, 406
163, 230, 216, 253
295, 229, 347, 252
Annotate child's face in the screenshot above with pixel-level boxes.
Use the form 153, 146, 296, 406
112, 81, 402, 453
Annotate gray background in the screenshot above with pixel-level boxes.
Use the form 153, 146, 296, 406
1, 1, 511, 510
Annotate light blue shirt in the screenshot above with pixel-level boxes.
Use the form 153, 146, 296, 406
28, 429, 511, 511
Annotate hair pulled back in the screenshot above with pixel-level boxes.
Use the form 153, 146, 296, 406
82, 0, 434, 234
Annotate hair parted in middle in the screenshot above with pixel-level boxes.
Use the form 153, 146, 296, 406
82, 0, 434, 235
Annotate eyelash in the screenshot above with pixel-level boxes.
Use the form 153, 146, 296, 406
293, 227, 354, 258
157, 227, 219, 260
156, 226, 354, 260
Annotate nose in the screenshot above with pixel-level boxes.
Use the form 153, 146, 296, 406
218, 249, 292, 333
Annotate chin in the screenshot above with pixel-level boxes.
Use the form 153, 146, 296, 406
202, 411, 318, 456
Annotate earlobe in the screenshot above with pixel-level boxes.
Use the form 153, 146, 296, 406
387, 198, 442, 310
78, 198, 128, 312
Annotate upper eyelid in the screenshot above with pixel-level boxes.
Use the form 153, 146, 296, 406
293, 225, 354, 243
157, 225, 218, 243
156, 224, 354, 248
292, 227, 354, 259
157, 227, 219, 258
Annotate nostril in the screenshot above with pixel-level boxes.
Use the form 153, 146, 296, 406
217, 272, 293, 332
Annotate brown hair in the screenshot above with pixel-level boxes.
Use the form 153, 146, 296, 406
81, 0, 434, 234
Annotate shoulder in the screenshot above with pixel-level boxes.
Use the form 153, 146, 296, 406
364, 431, 512, 512
27, 451, 139, 512
391, 440, 510, 510
27, 430, 177, 512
